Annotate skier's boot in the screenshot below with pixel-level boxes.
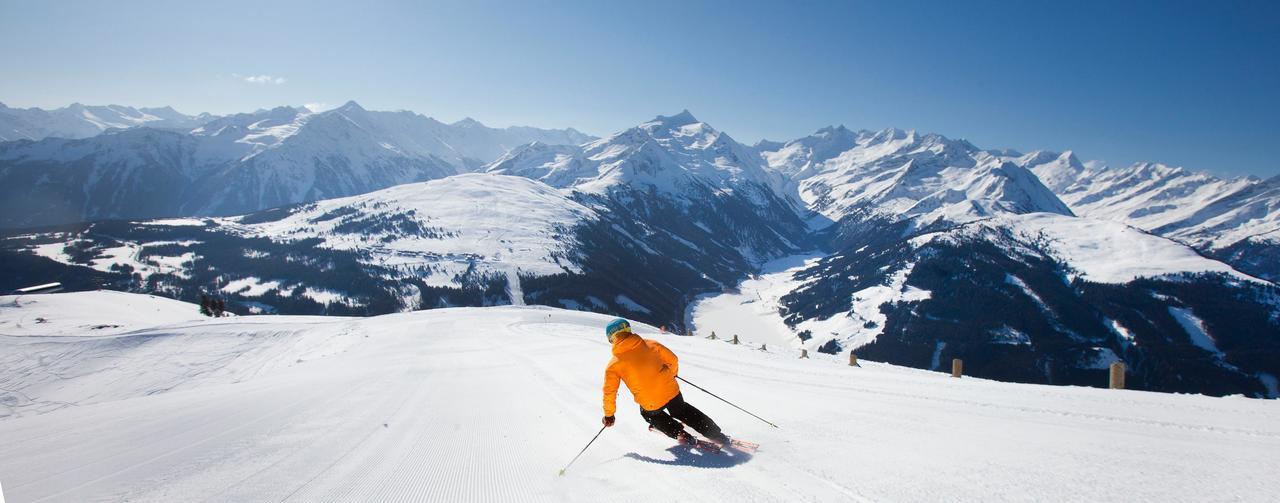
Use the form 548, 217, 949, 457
707, 433, 732, 449
676, 431, 699, 447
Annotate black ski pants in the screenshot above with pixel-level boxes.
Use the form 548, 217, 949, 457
640, 393, 728, 444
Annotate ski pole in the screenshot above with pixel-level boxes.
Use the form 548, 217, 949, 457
558, 425, 607, 476
677, 375, 779, 428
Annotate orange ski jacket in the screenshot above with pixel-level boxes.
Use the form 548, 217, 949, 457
602, 332, 681, 416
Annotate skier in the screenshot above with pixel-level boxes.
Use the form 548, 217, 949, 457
600, 318, 731, 448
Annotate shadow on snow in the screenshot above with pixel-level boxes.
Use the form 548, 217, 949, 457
623, 445, 754, 469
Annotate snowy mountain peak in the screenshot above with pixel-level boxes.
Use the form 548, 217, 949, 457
1026, 152, 1280, 265
760, 126, 1072, 227
451, 117, 485, 128
868, 126, 910, 144
913, 132, 979, 161
482, 112, 790, 200
145, 105, 180, 114
336, 100, 366, 113
1019, 149, 1082, 169
138, 105, 194, 122
756, 125, 863, 179
1015, 150, 1087, 192
643, 109, 700, 131
813, 124, 853, 137
484, 141, 592, 187
0, 102, 214, 141
754, 138, 785, 151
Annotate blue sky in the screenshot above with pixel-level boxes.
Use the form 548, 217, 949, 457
1, 0, 1277, 177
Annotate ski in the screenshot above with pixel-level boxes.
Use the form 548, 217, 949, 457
702, 435, 760, 453
691, 438, 724, 453
648, 426, 756, 453
727, 438, 759, 452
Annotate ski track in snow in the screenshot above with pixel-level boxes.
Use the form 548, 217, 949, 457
0, 294, 1279, 502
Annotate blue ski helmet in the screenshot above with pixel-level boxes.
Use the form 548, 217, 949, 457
605, 318, 631, 343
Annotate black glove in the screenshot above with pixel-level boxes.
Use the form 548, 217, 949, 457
602, 415, 615, 427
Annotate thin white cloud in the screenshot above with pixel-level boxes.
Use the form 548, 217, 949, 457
232, 73, 286, 85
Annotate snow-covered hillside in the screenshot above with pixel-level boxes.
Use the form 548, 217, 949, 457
487, 110, 808, 262
0, 136, 803, 326
748, 126, 1279, 396
0, 290, 204, 337
0, 102, 593, 228
192, 102, 592, 175
701, 211, 1280, 371
0, 102, 213, 141
4, 174, 598, 315
915, 213, 1261, 284
485, 111, 814, 320
1024, 156, 1279, 247
490, 110, 789, 197
1, 292, 1277, 502
1020, 153, 1280, 281
758, 127, 1071, 230
226, 173, 598, 288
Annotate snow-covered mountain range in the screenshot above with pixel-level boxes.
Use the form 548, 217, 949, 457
1018, 152, 1280, 281
0, 101, 592, 228
2, 108, 1277, 397
1, 112, 808, 327
0, 101, 214, 141
753, 126, 1280, 396
1024, 153, 1275, 249
490, 110, 791, 198
759, 126, 1072, 231
487, 110, 805, 261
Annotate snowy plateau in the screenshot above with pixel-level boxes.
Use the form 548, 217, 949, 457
2, 108, 1279, 400
0, 292, 1278, 502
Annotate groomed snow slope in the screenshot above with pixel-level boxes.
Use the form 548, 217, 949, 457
2, 293, 1278, 502
0, 291, 205, 337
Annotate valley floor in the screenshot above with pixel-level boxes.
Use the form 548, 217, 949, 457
687, 252, 824, 350
1, 294, 1278, 502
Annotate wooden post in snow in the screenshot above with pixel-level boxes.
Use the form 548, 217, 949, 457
1109, 361, 1125, 389
849, 352, 859, 367
800, 349, 809, 359
731, 334, 739, 345
951, 359, 963, 378
760, 343, 767, 352
708, 331, 717, 340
